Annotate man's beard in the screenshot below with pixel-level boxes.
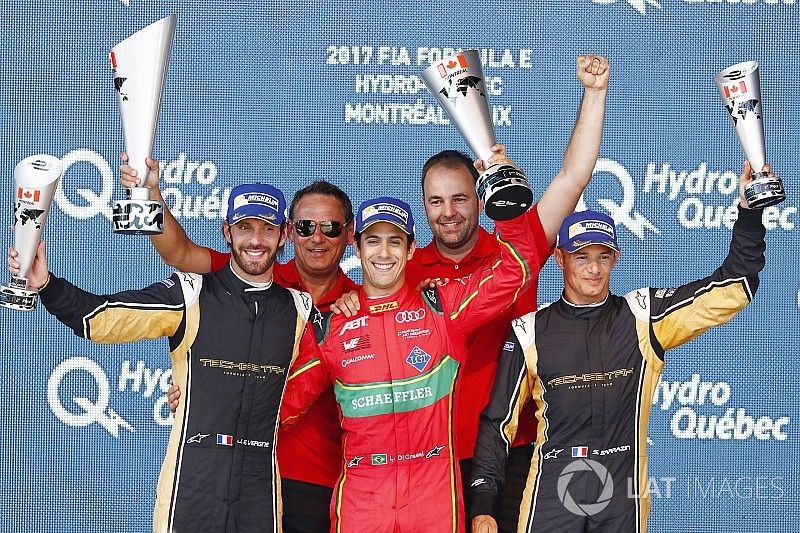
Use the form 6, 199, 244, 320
231, 244, 277, 276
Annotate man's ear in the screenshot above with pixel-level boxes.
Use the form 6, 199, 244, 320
553, 248, 566, 271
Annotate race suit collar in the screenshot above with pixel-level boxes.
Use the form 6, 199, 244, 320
558, 293, 613, 319
220, 262, 274, 296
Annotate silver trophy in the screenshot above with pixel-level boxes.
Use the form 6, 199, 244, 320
714, 61, 785, 208
1, 155, 63, 311
110, 14, 177, 234
422, 49, 532, 220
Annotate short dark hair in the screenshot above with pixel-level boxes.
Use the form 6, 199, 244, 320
420, 150, 479, 194
289, 181, 354, 223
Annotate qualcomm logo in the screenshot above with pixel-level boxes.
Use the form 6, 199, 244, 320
577, 158, 659, 240
592, 0, 661, 15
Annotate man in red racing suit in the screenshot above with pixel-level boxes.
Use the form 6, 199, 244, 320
281, 190, 541, 532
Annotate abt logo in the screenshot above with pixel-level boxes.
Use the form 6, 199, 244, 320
339, 316, 368, 336
592, 0, 661, 15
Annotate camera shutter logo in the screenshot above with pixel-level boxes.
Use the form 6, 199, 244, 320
557, 458, 614, 516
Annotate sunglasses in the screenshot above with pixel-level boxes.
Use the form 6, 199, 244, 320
293, 220, 345, 238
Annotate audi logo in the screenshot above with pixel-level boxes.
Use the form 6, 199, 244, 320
395, 308, 426, 323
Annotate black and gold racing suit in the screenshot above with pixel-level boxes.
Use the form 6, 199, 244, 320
39, 264, 317, 533
469, 206, 766, 532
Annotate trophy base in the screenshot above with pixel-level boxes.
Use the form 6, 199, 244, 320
745, 172, 785, 209
0, 283, 37, 311
112, 199, 164, 235
477, 164, 533, 221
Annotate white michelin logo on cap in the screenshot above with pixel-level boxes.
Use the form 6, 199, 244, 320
569, 220, 613, 239
233, 193, 278, 211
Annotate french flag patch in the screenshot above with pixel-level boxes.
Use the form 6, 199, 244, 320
572, 446, 588, 458
217, 434, 234, 446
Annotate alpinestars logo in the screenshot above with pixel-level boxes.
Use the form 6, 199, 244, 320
592, 0, 661, 15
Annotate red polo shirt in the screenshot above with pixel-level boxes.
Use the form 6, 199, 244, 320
405, 205, 552, 459
208, 250, 358, 487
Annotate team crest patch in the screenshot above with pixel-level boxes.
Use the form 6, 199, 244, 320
405, 346, 431, 373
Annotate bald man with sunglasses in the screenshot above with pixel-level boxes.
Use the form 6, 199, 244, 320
120, 158, 358, 533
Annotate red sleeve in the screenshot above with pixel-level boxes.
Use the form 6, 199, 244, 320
441, 209, 539, 334
280, 325, 331, 425
525, 203, 554, 270
208, 247, 231, 272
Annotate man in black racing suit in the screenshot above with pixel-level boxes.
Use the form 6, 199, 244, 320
469, 162, 769, 532
10, 183, 319, 532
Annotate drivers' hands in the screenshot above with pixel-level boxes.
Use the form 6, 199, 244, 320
739, 160, 776, 209
472, 515, 498, 533
474, 144, 516, 174
167, 383, 181, 414
8, 242, 49, 289
576, 55, 610, 92
120, 152, 160, 190
330, 290, 360, 317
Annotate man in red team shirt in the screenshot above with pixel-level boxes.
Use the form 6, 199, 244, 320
405, 54, 610, 530
120, 160, 357, 532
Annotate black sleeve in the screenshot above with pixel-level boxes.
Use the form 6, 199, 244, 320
469, 329, 532, 519
39, 272, 186, 343
648, 206, 767, 356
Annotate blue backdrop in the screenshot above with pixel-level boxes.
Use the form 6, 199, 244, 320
1, 0, 797, 531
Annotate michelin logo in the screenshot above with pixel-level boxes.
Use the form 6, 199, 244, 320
363, 203, 409, 223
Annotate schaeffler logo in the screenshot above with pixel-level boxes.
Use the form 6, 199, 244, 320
557, 459, 614, 515
47, 356, 172, 438
592, 0, 661, 15
54, 149, 225, 222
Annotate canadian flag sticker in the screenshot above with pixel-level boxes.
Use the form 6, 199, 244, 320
438, 53, 469, 77
723, 80, 747, 99
17, 187, 40, 203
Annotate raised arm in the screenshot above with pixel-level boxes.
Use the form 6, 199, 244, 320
13, 239, 186, 343
443, 150, 538, 333
537, 55, 610, 246
120, 153, 214, 273
646, 161, 768, 354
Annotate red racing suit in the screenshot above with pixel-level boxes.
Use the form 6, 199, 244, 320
281, 216, 540, 533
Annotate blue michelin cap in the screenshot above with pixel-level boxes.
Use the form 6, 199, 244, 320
557, 210, 620, 252
226, 183, 287, 225
355, 196, 415, 237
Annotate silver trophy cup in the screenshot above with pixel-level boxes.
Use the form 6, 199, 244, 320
714, 61, 785, 209
422, 50, 532, 220
110, 14, 177, 234
1, 155, 63, 311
